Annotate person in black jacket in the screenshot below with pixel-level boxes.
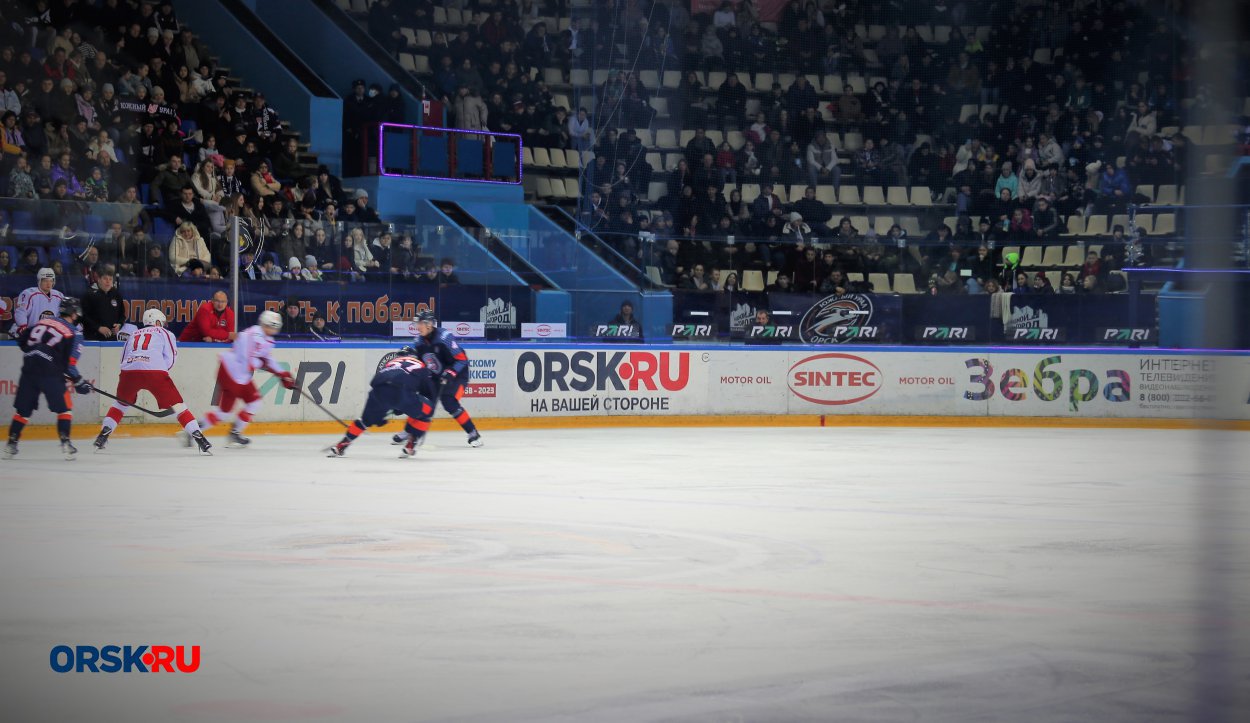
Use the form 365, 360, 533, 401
281, 299, 310, 336
80, 266, 125, 340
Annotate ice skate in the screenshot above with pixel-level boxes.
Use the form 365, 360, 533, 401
227, 430, 251, 448
467, 431, 483, 447
61, 438, 78, 460
93, 428, 111, 452
191, 431, 212, 456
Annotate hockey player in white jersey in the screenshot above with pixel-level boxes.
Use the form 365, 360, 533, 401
93, 309, 212, 454
192, 310, 294, 447
12, 267, 65, 335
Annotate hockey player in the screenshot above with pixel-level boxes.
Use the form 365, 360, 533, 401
327, 351, 435, 458
93, 309, 212, 455
193, 310, 295, 447
4, 298, 89, 460
11, 267, 65, 335
390, 311, 483, 447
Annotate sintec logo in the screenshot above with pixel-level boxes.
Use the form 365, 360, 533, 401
788, 353, 882, 405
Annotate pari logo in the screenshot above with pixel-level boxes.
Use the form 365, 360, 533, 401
799, 294, 873, 344
517, 351, 691, 392
50, 644, 201, 673
788, 353, 882, 405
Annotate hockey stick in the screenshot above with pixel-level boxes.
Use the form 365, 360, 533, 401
287, 379, 351, 429
88, 384, 176, 418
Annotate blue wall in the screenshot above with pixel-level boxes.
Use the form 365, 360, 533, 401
346, 175, 523, 222
253, 0, 425, 123
175, 0, 342, 172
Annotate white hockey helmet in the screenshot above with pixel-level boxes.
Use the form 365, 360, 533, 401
142, 308, 167, 327
258, 310, 283, 331
37, 267, 55, 281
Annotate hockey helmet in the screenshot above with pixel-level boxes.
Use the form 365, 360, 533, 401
142, 308, 168, 327
258, 309, 283, 331
59, 297, 81, 318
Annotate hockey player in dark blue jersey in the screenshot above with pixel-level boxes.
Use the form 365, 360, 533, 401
326, 351, 436, 458
390, 311, 483, 448
5, 298, 91, 460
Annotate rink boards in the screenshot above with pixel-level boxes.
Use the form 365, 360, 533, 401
2, 342, 1247, 426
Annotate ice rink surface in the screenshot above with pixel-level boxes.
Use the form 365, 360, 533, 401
1, 425, 1248, 722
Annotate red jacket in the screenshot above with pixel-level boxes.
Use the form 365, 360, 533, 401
179, 301, 235, 342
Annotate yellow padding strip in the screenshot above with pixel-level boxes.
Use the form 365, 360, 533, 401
13, 414, 1249, 440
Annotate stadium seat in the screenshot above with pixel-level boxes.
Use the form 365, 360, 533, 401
531, 148, 552, 168
741, 270, 765, 291
766, 270, 779, 286
646, 181, 666, 201
1062, 214, 1085, 236
886, 186, 910, 205
534, 177, 553, 199
899, 216, 922, 238
1154, 214, 1176, 235
1021, 246, 1043, 267
862, 186, 885, 205
849, 216, 870, 234
873, 216, 894, 235
1136, 184, 1154, 202
646, 266, 664, 286
1135, 214, 1154, 234
838, 186, 861, 205
639, 70, 659, 88
1045, 271, 1063, 290
846, 272, 865, 283
842, 132, 864, 152
1083, 215, 1108, 236
521, 147, 535, 166
909, 187, 933, 206
1041, 246, 1064, 267
1062, 245, 1085, 267
563, 178, 580, 199
662, 70, 681, 89
636, 130, 653, 148
655, 130, 678, 149
868, 273, 892, 292
1110, 214, 1130, 232
892, 274, 919, 294
815, 186, 836, 205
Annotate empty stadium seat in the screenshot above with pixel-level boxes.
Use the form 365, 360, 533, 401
868, 273, 892, 292
862, 186, 886, 205
741, 270, 765, 291
892, 274, 919, 294
886, 186, 910, 205
1020, 246, 1043, 266
1062, 214, 1086, 236
1041, 246, 1064, 267
909, 187, 933, 206
838, 186, 861, 205
1083, 215, 1109, 236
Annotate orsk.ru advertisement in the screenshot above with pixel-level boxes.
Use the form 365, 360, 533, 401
514, 349, 703, 415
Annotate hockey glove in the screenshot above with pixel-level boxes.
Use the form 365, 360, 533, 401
72, 378, 92, 395
441, 369, 458, 382
276, 371, 297, 390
